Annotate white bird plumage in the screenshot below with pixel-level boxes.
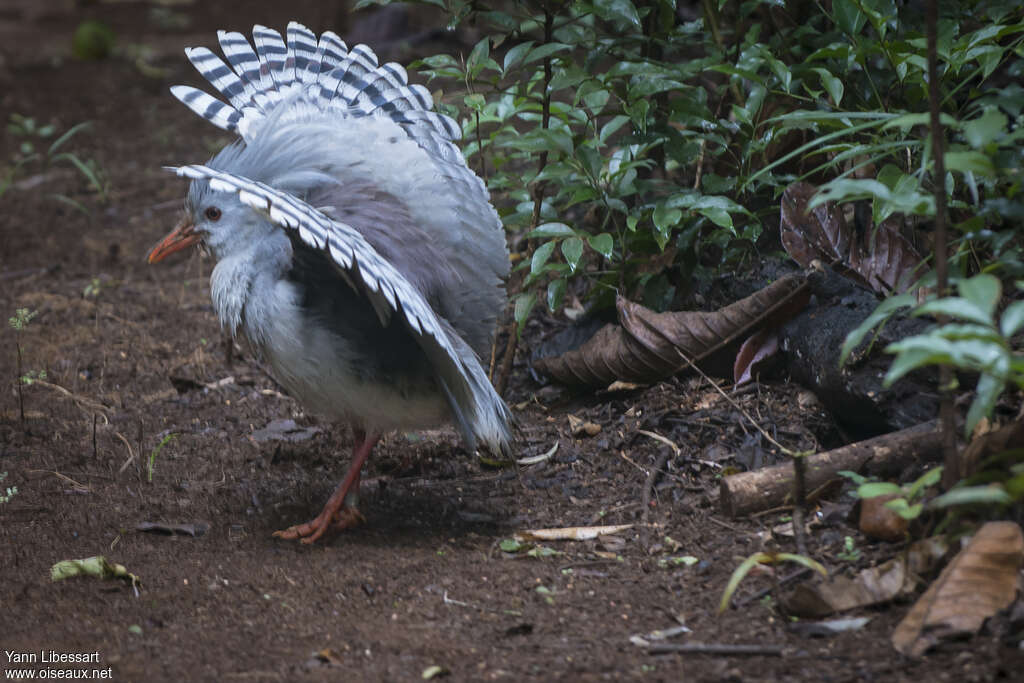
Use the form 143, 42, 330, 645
151, 21, 512, 542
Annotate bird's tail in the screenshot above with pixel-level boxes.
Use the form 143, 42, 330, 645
433, 320, 514, 458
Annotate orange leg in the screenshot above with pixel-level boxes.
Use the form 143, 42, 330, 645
273, 430, 379, 544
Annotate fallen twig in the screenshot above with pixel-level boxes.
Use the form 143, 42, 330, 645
29, 380, 111, 419
644, 642, 784, 656
720, 420, 941, 517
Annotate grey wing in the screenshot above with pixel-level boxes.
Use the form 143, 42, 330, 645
172, 164, 512, 454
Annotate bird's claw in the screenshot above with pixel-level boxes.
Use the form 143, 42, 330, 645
273, 506, 366, 544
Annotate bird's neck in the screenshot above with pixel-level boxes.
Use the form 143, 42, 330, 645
209, 232, 291, 340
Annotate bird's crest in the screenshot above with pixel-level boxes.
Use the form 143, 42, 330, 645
172, 22, 462, 165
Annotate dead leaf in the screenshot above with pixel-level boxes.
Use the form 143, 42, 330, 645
783, 556, 914, 617
781, 181, 924, 295
567, 414, 602, 437
733, 328, 779, 385
515, 524, 633, 542
136, 521, 210, 537
51, 556, 141, 589
859, 493, 909, 542
892, 521, 1024, 656
250, 419, 322, 443
788, 617, 871, 638
534, 274, 809, 387
957, 417, 1024, 481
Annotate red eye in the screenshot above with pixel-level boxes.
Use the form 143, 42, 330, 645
204, 206, 222, 221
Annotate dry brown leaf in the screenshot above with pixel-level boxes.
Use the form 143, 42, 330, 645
733, 328, 778, 385
781, 181, 924, 294
892, 521, 1024, 657
783, 556, 914, 617
567, 414, 602, 437
533, 273, 809, 387
859, 493, 909, 542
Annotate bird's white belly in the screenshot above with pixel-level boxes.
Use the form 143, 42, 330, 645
243, 279, 449, 432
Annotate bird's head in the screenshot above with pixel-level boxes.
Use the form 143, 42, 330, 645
147, 176, 276, 265
148, 127, 330, 265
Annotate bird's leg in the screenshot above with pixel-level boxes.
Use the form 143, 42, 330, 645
273, 429, 380, 544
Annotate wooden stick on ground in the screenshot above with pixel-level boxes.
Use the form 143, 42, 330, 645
720, 420, 942, 518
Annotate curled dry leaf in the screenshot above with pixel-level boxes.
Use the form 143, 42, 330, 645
780, 181, 924, 295
250, 418, 322, 443
51, 556, 141, 589
782, 556, 914, 617
534, 273, 809, 387
733, 328, 779, 385
136, 520, 210, 537
858, 493, 909, 542
892, 521, 1024, 657
567, 414, 602, 437
515, 524, 634, 542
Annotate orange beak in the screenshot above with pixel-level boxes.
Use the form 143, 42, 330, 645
147, 216, 200, 263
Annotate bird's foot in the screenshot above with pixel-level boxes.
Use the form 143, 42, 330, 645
273, 506, 366, 544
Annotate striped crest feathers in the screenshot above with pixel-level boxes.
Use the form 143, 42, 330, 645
173, 22, 462, 165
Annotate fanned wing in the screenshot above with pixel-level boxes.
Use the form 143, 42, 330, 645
171, 22, 464, 174
172, 163, 512, 453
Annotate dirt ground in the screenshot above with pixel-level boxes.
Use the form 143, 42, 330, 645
1, 2, 1022, 681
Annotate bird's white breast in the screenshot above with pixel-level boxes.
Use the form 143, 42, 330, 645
211, 254, 448, 432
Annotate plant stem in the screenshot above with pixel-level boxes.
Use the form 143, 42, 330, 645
925, 0, 959, 487
15, 340, 24, 426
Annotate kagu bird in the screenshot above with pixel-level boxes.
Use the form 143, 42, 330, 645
148, 22, 512, 543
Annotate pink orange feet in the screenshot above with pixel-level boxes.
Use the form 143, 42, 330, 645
273, 505, 366, 544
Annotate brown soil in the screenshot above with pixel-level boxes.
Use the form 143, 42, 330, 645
1, 3, 1020, 681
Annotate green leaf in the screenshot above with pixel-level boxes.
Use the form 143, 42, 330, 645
502, 41, 535, 73
832, 0, 868, 35
841, 294, 915, 366
546, 277, 567, 312
652, 204, 682, 242
719, 553, 770, 613
915, 297, 994, 326
47, 121, 91, 156
929, 484, 1011, 509
963, 108, 1007, 149
698, 207, 732, 228
528, 222, 575, 239
593, 0, 641, 27
958, 274, 1001, 318
600, 115, 631, 143
531, 240, 557, 275
857, 482, 902, 498
522, 43, 571, 66
1000, 301, 1024, 337
905, 466, 943, 499
883, 498, 923, 520
966, 371, 1004, 438
561, 237, 584, 273
944, 151, 996, 177
514, 292, 537, 333
466, 37, 490, 72
588, 233, 614, 259
811, 68, 844, 106
884, 343, 953, 385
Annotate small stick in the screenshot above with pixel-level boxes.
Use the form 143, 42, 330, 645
791, 454, 809, 557
641, 449, 672, 528
734, 567, 813, 607
116, 432, 137, 473
645, 642, 784, 656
